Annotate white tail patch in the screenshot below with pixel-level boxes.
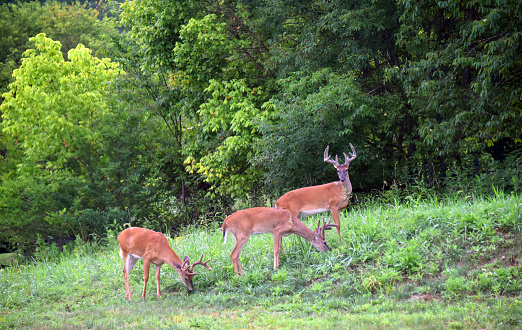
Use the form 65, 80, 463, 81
223, 228, 228, 244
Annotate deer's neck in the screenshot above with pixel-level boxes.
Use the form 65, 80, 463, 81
160, 248, 182, 267
291, 220, 314, 242
340, 177, 352, 199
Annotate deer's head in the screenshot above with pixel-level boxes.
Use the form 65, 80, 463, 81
324, 144, 357, 182
174, 255, 211, 291
311, 218, 338, 252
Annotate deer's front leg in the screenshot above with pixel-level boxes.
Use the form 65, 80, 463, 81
330, 206, 341, 236
273, 233, 284, 271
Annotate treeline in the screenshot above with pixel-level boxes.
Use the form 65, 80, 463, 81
0, 0, 521, 251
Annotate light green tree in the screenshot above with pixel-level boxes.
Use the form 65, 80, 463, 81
1, 33, 122, 175
0, 33, 122, 249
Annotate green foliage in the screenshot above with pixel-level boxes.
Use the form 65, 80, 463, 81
0, 1, 108, 96
174, 14, 237, 83
36, 1, 106, 58
392, 0, 522, 164
1, 33, 121, 172
0, 173, 80, 251
118, 0, 199, 72
2, 0, 522, 251
111, 0, 522, 214
256, 69, 374, 191
118, 0, 273, 202
255, 0, 521, 193
0, 1, 44, 95
96, 12, 223, 229
186, 79, 271, 197
0, 33, 121, 249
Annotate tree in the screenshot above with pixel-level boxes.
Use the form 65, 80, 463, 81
117, 1, 274, 199
0, 1, 107, 97
0, 1, 45, 97
0, 33, 121, 249
255, 0, 521, 191
185, 78, 271, 197
391, 0, 522, 181
256, 69, 378, 193
173, 14, 272, 197
252, 0, 407, 190
2, 33, 121, 172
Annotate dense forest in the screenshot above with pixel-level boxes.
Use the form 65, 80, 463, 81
0, 0, 521, 251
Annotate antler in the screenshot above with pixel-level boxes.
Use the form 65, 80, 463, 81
326, 144, 356, 166
315, 217, 338, 239
187, 254, 212, 274
322, 217, 338, 231
324, 146, 339, 166
344, 143, 357, 165
181, 258, 192, 273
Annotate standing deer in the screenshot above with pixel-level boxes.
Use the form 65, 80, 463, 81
222, 207, 337, 275
276, 144, 357, 236
118, 227, 211, 300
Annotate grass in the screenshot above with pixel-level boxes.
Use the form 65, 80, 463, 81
1, 192, 521, 329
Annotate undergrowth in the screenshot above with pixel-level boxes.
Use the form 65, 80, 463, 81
1, 191, 521, 328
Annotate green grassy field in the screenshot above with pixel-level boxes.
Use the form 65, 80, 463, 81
1, 192, 521, 329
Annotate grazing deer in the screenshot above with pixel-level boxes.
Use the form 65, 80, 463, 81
118, 227, 211, 300
222, 207, 337, 275
276, 144, 357, 236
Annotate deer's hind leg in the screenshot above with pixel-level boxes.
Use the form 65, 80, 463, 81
230, 235, 249, 276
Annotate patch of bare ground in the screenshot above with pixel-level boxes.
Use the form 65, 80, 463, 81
408, 293, 442, 301
456, 230, 521, 272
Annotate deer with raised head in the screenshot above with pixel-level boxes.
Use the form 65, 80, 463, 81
222, 207, 337, 275
276, 144, 357, 236
118, 227, 211, 300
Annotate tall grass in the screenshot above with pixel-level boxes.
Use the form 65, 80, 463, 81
1, 192, 521, 328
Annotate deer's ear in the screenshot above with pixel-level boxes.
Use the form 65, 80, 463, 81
183, 256, 190, 263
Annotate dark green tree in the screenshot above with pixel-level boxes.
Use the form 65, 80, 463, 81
392, 0, 522, 180
256, 0, 521, 191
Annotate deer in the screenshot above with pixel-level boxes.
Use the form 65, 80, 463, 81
118, 227, 211, 300
222, 207, 337, 275
275, 144, 357, 237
